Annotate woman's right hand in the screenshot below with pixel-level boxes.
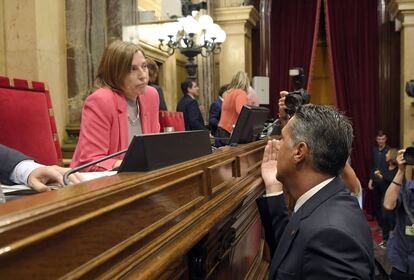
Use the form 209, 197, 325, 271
278, 91, 289, 123
396, 149, 406, 171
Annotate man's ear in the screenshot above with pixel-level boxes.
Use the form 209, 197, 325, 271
293, 142, 308, 163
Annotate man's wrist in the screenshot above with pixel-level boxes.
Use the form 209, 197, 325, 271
392, 180, 402, 186
265, 182, 283, 194
263, 191, 284, 197
10, 160, 44, 185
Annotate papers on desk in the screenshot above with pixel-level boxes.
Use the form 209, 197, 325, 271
1, 171, 117, 195
80, 171, 117, 181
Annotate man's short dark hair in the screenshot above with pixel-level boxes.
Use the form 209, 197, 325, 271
181, 79, 195, 95
289, 104, 353, 176
218, 84, 229, 97
376, 130, 386, 137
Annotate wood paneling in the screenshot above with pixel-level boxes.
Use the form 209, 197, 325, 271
0, 140, 269, 279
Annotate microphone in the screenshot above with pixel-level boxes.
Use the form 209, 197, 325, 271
211, 136, 231, 140
63, 149, 128, 185
263, 119, 282, 136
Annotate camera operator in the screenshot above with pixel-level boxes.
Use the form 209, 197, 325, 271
383, 149, 414, 279
271, 81, 362, 203
268, 68, 310, 136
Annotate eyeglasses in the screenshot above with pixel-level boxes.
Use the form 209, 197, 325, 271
130, 63, 148, 74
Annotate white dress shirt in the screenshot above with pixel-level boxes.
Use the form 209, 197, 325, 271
9, 160, 44, 185
264, 177, 335, 213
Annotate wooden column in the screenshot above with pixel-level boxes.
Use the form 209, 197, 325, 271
63, 0, 138, 159
390, 0, 414, 178
214, 6, 260, 85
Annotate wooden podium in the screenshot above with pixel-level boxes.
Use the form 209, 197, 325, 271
0, 140, 270, 279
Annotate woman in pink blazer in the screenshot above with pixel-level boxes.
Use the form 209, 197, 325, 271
71, 40, 160, 171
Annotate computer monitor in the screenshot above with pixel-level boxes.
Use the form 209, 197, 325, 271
118, 130, 212, 172
228, 105, 270, 145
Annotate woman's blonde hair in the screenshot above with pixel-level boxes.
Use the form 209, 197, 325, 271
228, 71, 250, 92
388, 148, 398, 165
96, 40, 145, 92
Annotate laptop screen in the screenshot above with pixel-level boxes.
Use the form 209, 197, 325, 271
228, 105, 269, 145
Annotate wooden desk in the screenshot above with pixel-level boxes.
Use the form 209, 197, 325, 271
0, 140, 269, 279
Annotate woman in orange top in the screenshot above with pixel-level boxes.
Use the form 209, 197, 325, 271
216, 71, 250, 146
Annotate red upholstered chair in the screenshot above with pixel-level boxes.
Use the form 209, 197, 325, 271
159, 111, 185, 132
0, 76, 62, 166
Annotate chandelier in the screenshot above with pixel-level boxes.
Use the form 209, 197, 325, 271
158, 12, 226, 79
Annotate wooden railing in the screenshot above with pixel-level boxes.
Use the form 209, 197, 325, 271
0, 140, 269, 279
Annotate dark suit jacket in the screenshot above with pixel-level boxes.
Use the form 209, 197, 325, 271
0, 144, 30, 185
208, 98, 222, 136
149, 83, 167, 111
176, 94, 205, 131
256, 177, 375, 280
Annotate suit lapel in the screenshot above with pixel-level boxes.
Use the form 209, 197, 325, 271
114, 91, 128, 148
269, 211, 300, 279
298, 177, 344, 220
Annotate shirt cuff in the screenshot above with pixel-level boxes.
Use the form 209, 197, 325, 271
10, 160, 44, 185
263, 191, 284, 197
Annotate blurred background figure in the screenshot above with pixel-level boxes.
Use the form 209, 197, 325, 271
146, 57, 167, 111
374, 147, 399, 248
209, 84, 228, 138
216, 71, 250, 146
383, 149, 414, 280
368, 131, 390, 232
247, 85, 259, 106
177, 79, 206, 131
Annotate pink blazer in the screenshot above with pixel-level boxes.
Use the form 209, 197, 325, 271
71, 86, 160, 171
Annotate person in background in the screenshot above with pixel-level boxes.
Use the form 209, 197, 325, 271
374, 148, 399, 248
1, 144, 82, 192
209, 84, 228, 138
258, 104, 374, 279
247, 85, 260, 106
146, 57, 167, 111
268, 91, 291, 136
176, 79, 206, 131
342, 158, 363, 208
368, 131, 390, 235
71, 40, 160, 172
383, 149, 414, 279
216, 71, 250, 146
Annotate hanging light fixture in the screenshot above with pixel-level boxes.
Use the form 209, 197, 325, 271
158, 12, 226, 79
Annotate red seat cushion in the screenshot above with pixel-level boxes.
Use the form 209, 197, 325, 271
159, 111, 185, 132
0, 76, 62, 165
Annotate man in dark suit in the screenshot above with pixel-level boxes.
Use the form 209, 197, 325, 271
0, 144, 81, 192
176, 79, 206, 131
257, 104, 375, 279
208, 84, 228, 138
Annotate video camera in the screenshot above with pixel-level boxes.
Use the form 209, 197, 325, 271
284, 67, 311, 115
406, 80, 414, 97
403, 80, 414, 165
404, 147, 414, 165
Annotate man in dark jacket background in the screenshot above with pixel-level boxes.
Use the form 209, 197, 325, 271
177, 79, 205, 131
